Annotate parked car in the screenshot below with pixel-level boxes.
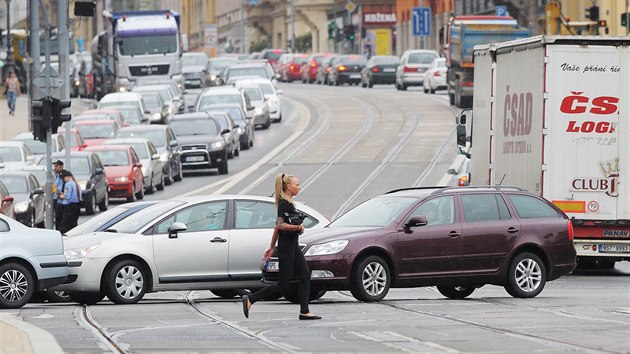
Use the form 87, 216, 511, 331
301, 53, 333, 84
396, 49, 439, 91
423, 57, 448, 94
12, 132, 65, 160
73, 109, 126, 129
281, 54, 308, 82
0, 171, 45, 227
240, 85, 270, 129
0, 181, 14, 219
0, 141, 35, 169
71, 120, 119, 147
202, 104, 254, 150
316, 55, 337, 85
182, 52, 210, 88
40, 152, 110, 215
65, 201, 161, 236
115, 125, 183, 185
104, 138, 165, 193
263, 186, 577, 302
235, 78, 283, 122
328, 55, 368, 86
54, 195, 329, 305
167, 112, 229, 175
84, 145, 145, 202
135, 77, 185, 113
0, 214, 68, 309
360, 55, 399, 88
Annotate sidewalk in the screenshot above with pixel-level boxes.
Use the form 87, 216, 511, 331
0, 95, 29, 141
0, 313, 63, 354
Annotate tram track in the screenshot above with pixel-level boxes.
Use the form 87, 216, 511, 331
76, 305, 128, 354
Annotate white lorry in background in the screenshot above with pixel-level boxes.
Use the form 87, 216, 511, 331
458, 35, 630, 269
91, 10, 183, 99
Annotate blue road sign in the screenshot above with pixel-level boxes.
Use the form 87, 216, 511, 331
412, 7, 431, 37
496, 6, 507, 16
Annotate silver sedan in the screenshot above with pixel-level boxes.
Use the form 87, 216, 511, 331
54, 195, 330, 305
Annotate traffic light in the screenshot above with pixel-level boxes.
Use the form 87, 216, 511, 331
344, 25, 355, 41
50, 98, 72, 134
31, 99, 50, 142
586, 6, 599, 21
621, 13, 628, 27
328, 21, 335, 39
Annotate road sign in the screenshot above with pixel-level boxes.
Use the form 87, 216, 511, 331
33, 65, 64, 98
496, 6, 507, 16
412, 7, 431, 37
345, 0, 356, 14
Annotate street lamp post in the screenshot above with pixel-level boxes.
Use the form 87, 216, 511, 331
5, 0, 13, 72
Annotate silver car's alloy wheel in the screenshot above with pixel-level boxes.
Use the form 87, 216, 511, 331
514, 258, 542, 292
0, 269, 28, 302
362, 261, 387, 297
115, 265, 144, 300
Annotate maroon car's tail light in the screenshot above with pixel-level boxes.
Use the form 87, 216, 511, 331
567, 220, 574, 241
463, 81, 474, 87
310, 60, 317, 68
326, 67, 331, 72
372, 67, 380, 73
338, 65, 347, 71
403, 66, 416, 73
434, 71, 442, 76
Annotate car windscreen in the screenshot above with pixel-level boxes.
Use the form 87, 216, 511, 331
210, 58, 236, 70
293, 56, 308, 64
340, 56, 367, 65
169, 119, 219, 136
117, 130, 166, 148
118, 34, 178, 55
95, 150, 130, 166
0, 147, 21, 162
100, 101, 141, 111
108, 201, 185, 233
142, 94, 162, 110
199, 94, 242, 109
329, 196, 417, 227
76, 124, 116, 139
374, 56, 399, 64
127, 143, 149, 159
227, 67, 267, 79
43, 157, 90, 176
136, 87, 171, 103
263, 51, 283, 60
243, 87, 262, 101
211, 108, 244, 123
116, 108, 143, 124
0, 176, 28, 193
17, 139, 46, 155
408, 52, 438, 64
65, 206, 131, 236
258, 83, 275, 95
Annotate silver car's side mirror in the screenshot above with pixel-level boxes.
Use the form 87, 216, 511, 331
168, 222, 187, 238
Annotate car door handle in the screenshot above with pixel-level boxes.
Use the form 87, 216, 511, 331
507, 227, 519, 234
448, 231, 460, 237
210, 237, 227, 243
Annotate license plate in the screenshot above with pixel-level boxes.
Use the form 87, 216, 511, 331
186, 156, 204, 162
598, 244, 630, 253
265, 260, 279, 272
349, 74, 361, 79
383, 68, 395, 72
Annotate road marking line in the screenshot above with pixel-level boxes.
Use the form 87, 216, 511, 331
181, 96, 311, 197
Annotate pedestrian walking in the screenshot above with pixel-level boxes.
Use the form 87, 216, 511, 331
242, 173, 321, 320
4, 71, 21, 116
57, 170, 81, 234
52, 160, 65, 230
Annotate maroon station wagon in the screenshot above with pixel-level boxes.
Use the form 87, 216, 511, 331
264, 186, 577, 302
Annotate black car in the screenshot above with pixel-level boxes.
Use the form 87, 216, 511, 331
116, 125, 183, 185
0, 171, 45, 227
43, 152, 110, 215
201, 104, 254, 150
167, 112, 229, 175
329, 55, 367, 86
361, 55, 399, 88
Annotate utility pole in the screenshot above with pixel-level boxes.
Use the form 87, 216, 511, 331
239, 0, 245, 53
5, 0, 13, 71
198, 0, 203, 50
290, 0, 295, 52
58, 0, 71, 172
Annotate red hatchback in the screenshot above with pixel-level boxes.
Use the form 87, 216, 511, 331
57, 128, 87, 152
281, 54, 308, 82
72, 120, 119, 147
84, 145, 144, 202
301, 53, 333, 83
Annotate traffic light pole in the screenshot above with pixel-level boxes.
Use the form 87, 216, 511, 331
40, 0, 55, 229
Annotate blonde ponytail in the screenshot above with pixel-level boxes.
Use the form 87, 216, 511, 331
275, 173, 296, 206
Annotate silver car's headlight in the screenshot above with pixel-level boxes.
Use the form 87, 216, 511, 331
211, 141, 225, 149
141, 166, 147, 175
151, 113, 162, 121
237, 127, 243, 134
305, 240, 349, 256
78, 181, 87, 190
159, 152, 169, 162
64, 244, 100, 259
255, 107, 263, 115
14, 201, 29, 213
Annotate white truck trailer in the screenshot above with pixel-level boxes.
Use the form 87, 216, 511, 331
464, 35, 630, 268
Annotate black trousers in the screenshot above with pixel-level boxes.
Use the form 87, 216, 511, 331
54, 203, 63, 230
58, 203, 80, 234
249, 235, 311, 314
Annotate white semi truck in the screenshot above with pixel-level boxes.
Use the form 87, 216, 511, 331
91, 10, 183, 99
459, 35, 630, 268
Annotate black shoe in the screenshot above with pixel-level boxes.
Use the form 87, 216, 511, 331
299, 314, 322, 320
242, 295, 250, 319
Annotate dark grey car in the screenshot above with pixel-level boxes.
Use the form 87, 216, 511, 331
0, 171, 45, 227
167, 112, 229, 175
201, 104, 254, 150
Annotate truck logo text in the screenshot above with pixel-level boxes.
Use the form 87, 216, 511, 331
502, 89, 532, 154
570, 158, 620, 197
561, 92, 619, 135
